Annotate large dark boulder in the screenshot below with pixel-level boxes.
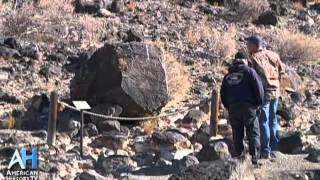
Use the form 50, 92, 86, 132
196, 140, 231, 162
74, 0, 113, 14
257, 11, 278, 26
69, 42, 169, 117
279, 132, 304, 154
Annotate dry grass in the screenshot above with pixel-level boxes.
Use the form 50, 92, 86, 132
185, 25, 237, 60
276, 30, 320, 64
226, 0, 269, 21
0, 0, 106, 47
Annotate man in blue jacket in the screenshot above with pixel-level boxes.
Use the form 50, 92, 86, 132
220, 53, 264, 164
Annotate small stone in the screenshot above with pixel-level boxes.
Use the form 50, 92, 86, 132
132, 153, 155, 166
98, 8, 113, 17
174, 155, 199, 173
97, 120, 121, 133
75, 170, 110, 180
95, 155, 136, 177
306, 148, 320, 163
190, 123, 210, 146
310, 122, 320, 135
197, 140, 231, 161
181, 109, 205, 128
85, 123, 99, 137
90, 134, 129, 150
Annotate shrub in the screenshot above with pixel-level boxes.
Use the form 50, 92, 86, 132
185, 25, 237, 61
225, 0, 270, 21
275, 30, 320, 63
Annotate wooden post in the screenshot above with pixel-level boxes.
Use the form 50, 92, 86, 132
210, 89, 220, 137
47, 91, 58, 146
80, 110, 84, 157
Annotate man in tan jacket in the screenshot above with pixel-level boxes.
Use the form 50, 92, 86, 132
246, 35, 285, 159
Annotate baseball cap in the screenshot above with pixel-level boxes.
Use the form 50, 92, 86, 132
245, 35, 265, 46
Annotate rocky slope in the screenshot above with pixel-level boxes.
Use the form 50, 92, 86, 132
0, 0, 320, 179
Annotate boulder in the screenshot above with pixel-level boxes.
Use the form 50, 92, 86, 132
90, 134, 129, 150
181, 109, 205, 128
74, 0, 113, 14
173, 155, 199, 173
281, 66, 304, 93
0, 46, 21, 59
279, 132, 304, 154
85, 123, 99, 137
151, 129, 191, 151
0, 90, 21, 104
169, 159, 250, 180
257, 11, 278, 26
306, 149, 320, 163
97, 120, 121, 133
75, 170, 110, 180
197, 139, 231, 161
20, 94, 50, 130
310, 122, 320, 135
70, 42, 169, 117
95, 155, 136, 177
190, 123, 210, 146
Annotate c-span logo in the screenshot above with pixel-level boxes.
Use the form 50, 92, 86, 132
6, 147, 39, 180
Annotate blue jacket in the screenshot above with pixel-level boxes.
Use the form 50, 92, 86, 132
220, 63, 264, 110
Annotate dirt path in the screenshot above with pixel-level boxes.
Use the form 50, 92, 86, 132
253, 153, 320, 180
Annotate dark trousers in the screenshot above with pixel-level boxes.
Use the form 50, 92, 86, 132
229, 103, 260, 158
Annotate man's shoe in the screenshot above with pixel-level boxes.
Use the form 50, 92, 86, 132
252, 156, 258, 165
261, 153, 270, 159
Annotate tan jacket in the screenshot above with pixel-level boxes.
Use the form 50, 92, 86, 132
249, 49, 285, 99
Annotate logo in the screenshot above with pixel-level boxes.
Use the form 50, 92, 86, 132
5, 147, 39, 180
8, 147, 38, 170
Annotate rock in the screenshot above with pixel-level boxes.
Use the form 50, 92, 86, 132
190, 123, 210, 146
277, 103, 301, 122
197, 140, 231, 161
0, 147, 15, 158
110, 0, 125, 13
74, 0, 113, 14
31, 130, 47, 139
97, 120, 121, 133
0, 46, 21, 59
178, 0, 194, 8
90, 134, 129, 150
310, 122, 320, 135
4, 37, 21, 49
20, 42, 41, 59
0, 90, 20, 104
132, 153, 155, 166
90, 104, 123, 124
257, 11, 278, 26
279, 132, 304, 154
201, 73, 215, 83
75, 170, 112, 180
85, 123, 99, 137
306, 149, 320, 163
207, 0, 224, 6
21, 94, 50, 130
281, 65, 304, 93
58, 109, 80, 137
98, 8, 113, 17
95, 155, 136, 177
169, 159, 249, 180
151, 129, 191, 151
134, 136, 152, 153
124, 29, 143, 42
174, 155, 199, 173
181, 109, 205, 128
70, 42, 169, 117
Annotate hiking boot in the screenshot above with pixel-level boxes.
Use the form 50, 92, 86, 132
261, 152, 270, 159
252, 156, 258, 165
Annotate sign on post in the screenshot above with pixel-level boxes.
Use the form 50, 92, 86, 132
72, 101, 91, 158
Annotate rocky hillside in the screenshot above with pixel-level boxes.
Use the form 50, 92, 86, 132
0, 0, 320, 179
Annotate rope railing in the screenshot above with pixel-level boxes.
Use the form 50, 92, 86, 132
49, 90, 220, 158
58, 99, 209, 121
